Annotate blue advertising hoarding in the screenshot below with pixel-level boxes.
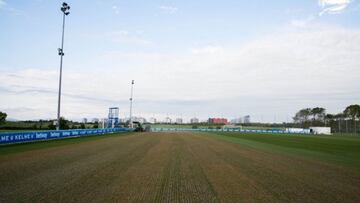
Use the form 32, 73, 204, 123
0, 128, 132, 145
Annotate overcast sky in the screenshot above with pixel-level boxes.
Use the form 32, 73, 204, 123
0, 0, 359, 122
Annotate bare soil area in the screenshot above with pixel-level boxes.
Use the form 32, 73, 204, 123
0, 132, 359, 202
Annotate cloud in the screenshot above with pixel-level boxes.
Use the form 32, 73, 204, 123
290, 15, 316, 27
0, 0, 6, 8
191, 46, 224, 55
159, 6, 178, 14
0, 68, 132, 120
112, 5, 119, 14
108, 31, 152, 45
318, 0, 351, 16
1, 26, 359, 122
0, 1, 24, 15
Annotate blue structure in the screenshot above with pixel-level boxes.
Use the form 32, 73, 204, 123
107, 107, 119, 128
0, 128, 132, 145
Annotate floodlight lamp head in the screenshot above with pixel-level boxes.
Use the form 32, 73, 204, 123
61, 2, 70, 14
58, 48, 64, 56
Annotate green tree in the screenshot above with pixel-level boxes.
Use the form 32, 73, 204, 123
49, 117, 70, 130
310, 107, 326, 126
48, 123, 56, 130
293, 108, 312, 124
344, 104, 360, 120
325, 113, 334, 121
59, 117, 70, 130
344, 104, 360, 133
93, 121, 99, 129
311, 107, 326, 121
324, 113, 335, 127
0, 111, 7, 125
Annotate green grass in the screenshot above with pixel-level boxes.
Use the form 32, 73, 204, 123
209, 132, 360, 168
0, 132, 132, 156
332, 133, 360, 136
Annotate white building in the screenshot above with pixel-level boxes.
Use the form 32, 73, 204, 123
119, 118, 127, 123
164, 117, 172, 124
231, 116, 250, 124
124, 117, 147, 124
190, 117, 199, 124
243, 115, 251, 124
132, 117, 147, 124
176, 118, 183, 124
148, 117, 157, 124
231, 118, 243, 124
310, 127, 331, 135
100, 118, 108, 128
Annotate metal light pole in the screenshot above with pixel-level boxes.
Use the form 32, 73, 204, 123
129, 80, 134, 128
56, 2, 70, 130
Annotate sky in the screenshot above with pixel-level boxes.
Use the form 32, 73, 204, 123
0, 0, 359, 122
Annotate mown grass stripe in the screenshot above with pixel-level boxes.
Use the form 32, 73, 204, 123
207, 132, 360, 168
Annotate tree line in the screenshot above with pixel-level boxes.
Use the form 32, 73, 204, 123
1, 104, 359, 133
293, 104, 360, 133
0, 113, 99, 130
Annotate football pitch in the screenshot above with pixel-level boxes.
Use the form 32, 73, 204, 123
0, 132, 359, 202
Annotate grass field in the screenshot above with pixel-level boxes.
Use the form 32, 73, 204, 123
0, 132, 359, 202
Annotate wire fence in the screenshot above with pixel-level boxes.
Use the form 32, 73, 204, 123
151, 128, 311, 134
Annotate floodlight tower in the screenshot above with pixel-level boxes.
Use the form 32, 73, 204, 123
56, 2, 70, 130
129, 80, 134, 128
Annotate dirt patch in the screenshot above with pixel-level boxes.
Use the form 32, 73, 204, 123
0, 132, 359, 202
186, 132, 360, 202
